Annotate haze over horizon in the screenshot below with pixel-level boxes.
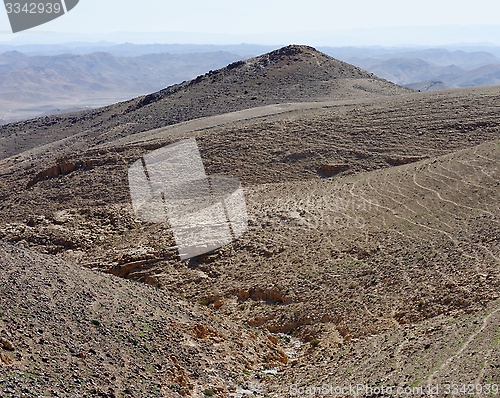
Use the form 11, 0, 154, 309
1, 0, 500, 46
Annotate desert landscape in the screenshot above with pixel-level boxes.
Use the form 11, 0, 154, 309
3, 43, 500, 125
0, 45, 498, 397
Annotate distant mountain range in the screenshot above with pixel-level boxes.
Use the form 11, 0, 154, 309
0, 45, 409, 159
0, 42, 276, 58
323, 47, 500, 90
1, 43, 500, 123
0, 50, 242, 123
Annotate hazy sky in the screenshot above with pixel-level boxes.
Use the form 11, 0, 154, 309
1, 0, 500, 45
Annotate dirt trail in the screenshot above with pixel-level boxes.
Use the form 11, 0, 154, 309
0, 98, 379, 168
101, 98, 379, 149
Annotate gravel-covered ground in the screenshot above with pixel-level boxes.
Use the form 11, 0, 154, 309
0, 46, 498, 397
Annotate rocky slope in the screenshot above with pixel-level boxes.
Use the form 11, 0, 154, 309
0, 242, 288, 397
0, 50, 243, 124
0, 45, 410, 160
0, 47, 498, 397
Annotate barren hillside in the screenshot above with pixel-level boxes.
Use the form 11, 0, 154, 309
0, 46, 499, 397
0, 242, 284, 396
0, 45, 410, 160
0, 50, 242, 124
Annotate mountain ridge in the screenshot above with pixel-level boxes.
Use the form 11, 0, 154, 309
0, 44, 410, 161
124, 44, 405, 111
0, 50, 243, 124
0, 39, 498, 395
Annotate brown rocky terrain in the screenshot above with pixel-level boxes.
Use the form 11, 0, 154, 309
0, 242, 287, 397
0, 45, 409, 161
0, 45, 499, 397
